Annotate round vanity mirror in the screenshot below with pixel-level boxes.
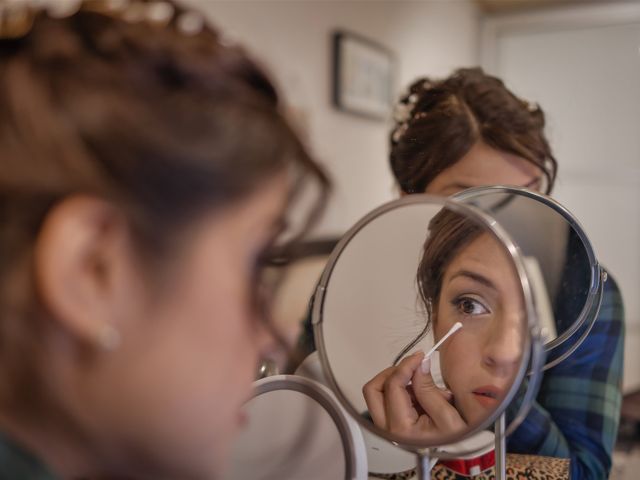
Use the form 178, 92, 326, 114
224, 375, 367, 480
311, 196, 544, 473
454, 186, 605, 370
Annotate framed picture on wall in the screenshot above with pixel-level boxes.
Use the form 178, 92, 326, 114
332, 30, 395, 120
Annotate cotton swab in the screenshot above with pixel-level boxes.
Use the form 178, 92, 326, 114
424, 321, 463, 359
420, 321, 463, 373
406, 321, 463, 385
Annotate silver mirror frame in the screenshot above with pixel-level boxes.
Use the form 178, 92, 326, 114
312, 195, 545, 457
454, 186, 605, 371
250, 375, 365, 480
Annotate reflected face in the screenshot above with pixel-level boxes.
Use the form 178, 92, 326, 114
424, 140, 542, 196
434, 232, 524, 426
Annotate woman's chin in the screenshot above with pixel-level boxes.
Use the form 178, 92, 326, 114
457, 398, 496, 428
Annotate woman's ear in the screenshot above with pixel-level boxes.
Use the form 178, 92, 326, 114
33, 195, 141, 351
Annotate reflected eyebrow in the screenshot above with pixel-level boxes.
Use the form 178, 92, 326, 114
448, 270, 498, 292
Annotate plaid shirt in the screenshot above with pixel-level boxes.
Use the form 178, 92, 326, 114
298, 273, 625, 479
507, 273, 625, 479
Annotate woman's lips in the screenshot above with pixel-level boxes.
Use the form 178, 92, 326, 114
472, 386, 502, 408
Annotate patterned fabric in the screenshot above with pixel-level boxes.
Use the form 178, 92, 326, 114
370, 454, 570, 479
432, 454, 571, 480
298, 273, 625, 480
0, 431, 58, 480
507, 273, 625, 479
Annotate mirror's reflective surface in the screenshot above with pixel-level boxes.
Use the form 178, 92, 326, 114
316, 199, 531, 448
455, 187, 601, 368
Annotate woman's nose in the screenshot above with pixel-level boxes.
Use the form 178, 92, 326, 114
481, 317, 523, 376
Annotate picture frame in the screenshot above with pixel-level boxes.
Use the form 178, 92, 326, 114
332, 30, 395, 120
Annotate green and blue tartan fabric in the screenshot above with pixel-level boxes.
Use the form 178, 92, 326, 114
298, 273, 625, 480
507, 273, 625, 479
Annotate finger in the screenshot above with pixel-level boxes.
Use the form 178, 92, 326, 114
384, 352, 424, 432
441, 388, 454, 402
362, 366, 397, 428
412, 358, 466, 432
417, 357, 453, 401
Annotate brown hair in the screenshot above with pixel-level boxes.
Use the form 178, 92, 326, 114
0, 3, 328, 407
417, 209, 484, 319
393, 208, 483, 365
389, 67, 557, 194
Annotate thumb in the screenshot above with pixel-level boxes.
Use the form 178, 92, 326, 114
413, 357, 449, 398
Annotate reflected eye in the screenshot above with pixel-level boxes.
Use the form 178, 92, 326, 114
453, 296, 489, 316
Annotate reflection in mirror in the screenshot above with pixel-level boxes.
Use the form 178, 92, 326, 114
315, 198, 534, 450
361, 208, 525, 442
455, 187, 601, 368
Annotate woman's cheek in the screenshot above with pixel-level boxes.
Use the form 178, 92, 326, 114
439, 346, 455, 385
443, 333, 466, 359
440, 335, 472, 383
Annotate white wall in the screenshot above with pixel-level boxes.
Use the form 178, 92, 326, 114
186, 0, 481, 237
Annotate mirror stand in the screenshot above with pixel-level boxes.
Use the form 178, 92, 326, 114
415, 450, 434, 480
414, 420, 507, 480
495, 413, 506, 480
